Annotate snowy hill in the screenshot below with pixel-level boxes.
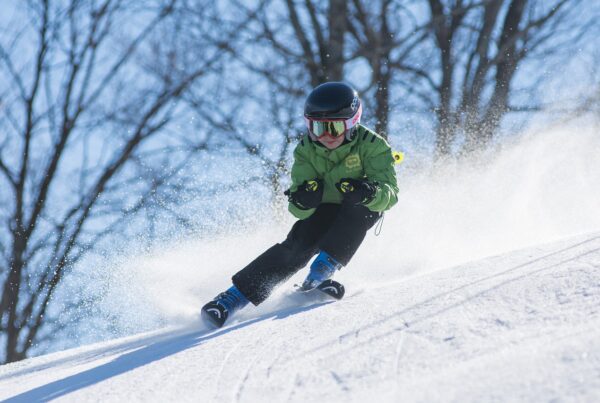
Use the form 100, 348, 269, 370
1, 231, 599, 402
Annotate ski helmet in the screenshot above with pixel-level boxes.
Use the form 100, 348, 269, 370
304, 82, 362, 141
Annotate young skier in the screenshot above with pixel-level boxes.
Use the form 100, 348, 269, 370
201, 82, 399, 328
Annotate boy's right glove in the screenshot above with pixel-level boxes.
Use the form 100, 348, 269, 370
284, 179, 324, 210
336, 177, 377, 205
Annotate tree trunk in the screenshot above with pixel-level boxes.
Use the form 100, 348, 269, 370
325, 0, 348, 81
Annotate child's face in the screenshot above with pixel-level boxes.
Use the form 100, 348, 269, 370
317, 132, 345, 149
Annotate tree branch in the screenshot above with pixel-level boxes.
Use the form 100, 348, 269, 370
285, 0, 320, 84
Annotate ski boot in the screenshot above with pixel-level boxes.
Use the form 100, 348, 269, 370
299, 250, 343, 292
201, 284, 249, 328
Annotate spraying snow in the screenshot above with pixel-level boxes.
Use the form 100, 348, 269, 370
92, 124, 600, 338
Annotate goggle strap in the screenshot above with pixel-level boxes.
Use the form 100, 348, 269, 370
344, 103, 362, 130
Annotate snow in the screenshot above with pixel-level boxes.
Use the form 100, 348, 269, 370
1, 231, 599, 402
1, 124, 599, 401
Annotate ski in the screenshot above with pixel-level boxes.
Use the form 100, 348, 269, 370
295, 279, 345, 300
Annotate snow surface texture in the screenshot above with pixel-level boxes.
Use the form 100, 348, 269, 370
1, 124, 599, 401
1, 232, 599, 402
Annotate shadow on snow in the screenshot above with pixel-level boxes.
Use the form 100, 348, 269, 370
5, 301, 332, 402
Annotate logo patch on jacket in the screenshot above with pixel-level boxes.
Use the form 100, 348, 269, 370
345, 154, 361, 170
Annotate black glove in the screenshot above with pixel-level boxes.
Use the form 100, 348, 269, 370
336, 177, 377, 205
284, 179, 324, 210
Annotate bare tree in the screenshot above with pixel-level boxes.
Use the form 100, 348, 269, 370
176, 0, 351, 207
0, 0, 225, 363
249, 0, 349, 195
403, 0, 590, 157
197, 0, 595, 164
556, 46, 600, 126
279, 0, 348, 85
346, 0, 428, 137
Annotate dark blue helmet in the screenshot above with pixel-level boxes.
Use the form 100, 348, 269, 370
304, 82, 361, 120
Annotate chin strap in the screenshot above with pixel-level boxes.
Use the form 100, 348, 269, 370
345, 126, 358, 141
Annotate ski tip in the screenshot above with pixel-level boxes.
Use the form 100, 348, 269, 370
317, 280, 345, 300
294, 280, 345, 300
201, 303, 228, 328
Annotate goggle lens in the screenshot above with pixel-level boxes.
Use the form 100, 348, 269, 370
309, 120, 346, 137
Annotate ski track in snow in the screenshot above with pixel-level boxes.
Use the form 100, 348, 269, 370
1, 232, 600, 402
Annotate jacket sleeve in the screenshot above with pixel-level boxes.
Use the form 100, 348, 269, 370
288, 138, 319, 219
362, 136, 399, 212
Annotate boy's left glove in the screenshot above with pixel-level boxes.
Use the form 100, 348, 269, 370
336, 178, 377, 205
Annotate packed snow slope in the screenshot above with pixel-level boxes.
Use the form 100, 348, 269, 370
1, 231, 600, 402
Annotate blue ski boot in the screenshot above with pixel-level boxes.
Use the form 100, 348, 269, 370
300, 251, 343, 291
201, 285, 249, 328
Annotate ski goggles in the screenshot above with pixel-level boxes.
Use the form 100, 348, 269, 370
304, 104, 362, 138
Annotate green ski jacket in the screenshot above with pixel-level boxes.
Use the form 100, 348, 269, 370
288, 124, 399, 220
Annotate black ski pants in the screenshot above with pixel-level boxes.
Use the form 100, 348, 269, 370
232, 203, 381, 305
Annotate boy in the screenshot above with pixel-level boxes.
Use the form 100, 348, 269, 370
201, 82, 399, 328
